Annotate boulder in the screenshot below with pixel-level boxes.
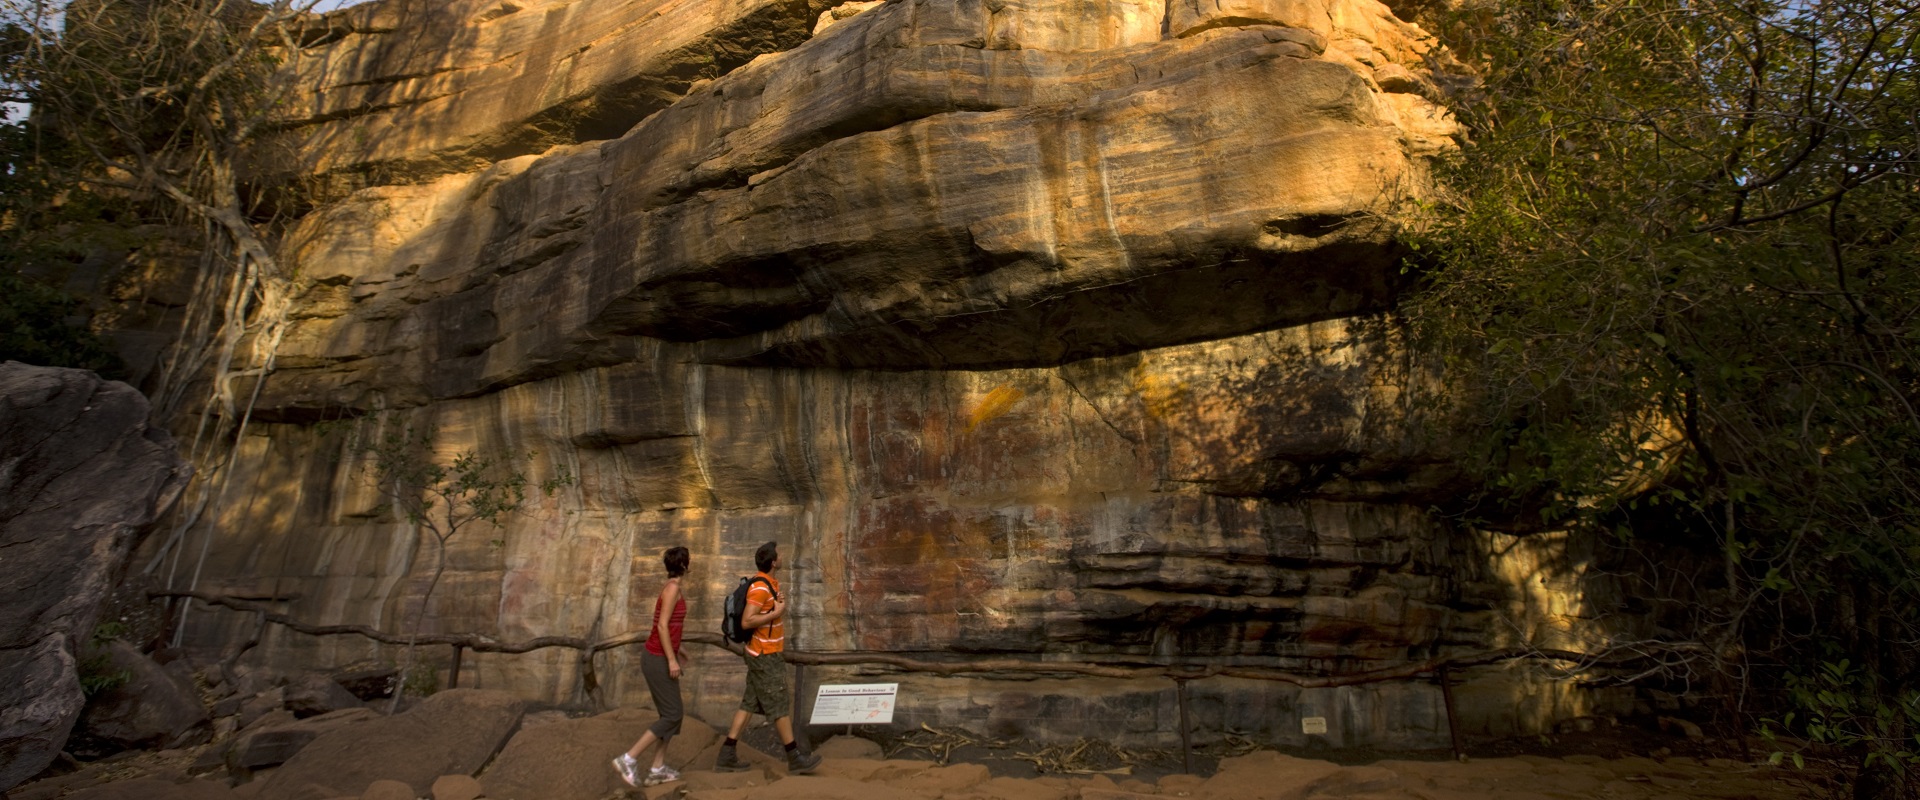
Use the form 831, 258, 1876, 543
239, 708, 295, 736
357, 779, 414, 800
814, 736, 884, 759
227, 707, 381, 775
227, 666, 288, 701
283, 674, 364, 718
0, 636, 85, 789
64, 778, 239, 800
257, 689, 524, 800
327, 666, 398, 702
75, 640, 211, 753
481, 709, 716, 800
429, 774, 482, 800
0, 363, 188, 791
236, 688, 287, 731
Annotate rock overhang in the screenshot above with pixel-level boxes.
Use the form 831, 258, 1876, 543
138, 0, 1641, 754
262, 0, 1456, 413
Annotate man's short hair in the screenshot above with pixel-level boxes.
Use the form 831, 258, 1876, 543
754, 541, 779, 572
663, 546, 690, 578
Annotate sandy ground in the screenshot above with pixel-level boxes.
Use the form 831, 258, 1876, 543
11, 728, 1820, 800
639, 735, 1817, 800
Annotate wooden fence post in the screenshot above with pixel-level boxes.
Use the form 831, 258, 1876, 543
1175, 678, 1194, 774
1438, 663, 1466, 762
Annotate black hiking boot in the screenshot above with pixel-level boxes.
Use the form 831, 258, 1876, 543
787, 749, 822, 775
714, 743, 749, 772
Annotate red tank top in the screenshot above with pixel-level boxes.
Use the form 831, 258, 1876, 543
645, 589, 687, 656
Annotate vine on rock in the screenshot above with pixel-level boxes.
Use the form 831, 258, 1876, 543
0, 0, 341, 637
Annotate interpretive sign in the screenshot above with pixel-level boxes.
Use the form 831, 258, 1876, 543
810, 683, 898, 725
1302, 716, 1328, 735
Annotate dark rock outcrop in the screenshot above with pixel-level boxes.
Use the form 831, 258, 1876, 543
282, 673, 365, 717
256, 689, 525, 800
223, 707, 380, 779
75, 640, 210, 752
0, 363, 189, 791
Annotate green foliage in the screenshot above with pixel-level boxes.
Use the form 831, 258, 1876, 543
0, 113, 128, 376
1408, 0, 1920, 790
75, 652, 130, 698
352, 426, 573, 537
25, 0, 290, 175
0, 266, 125, 376
1765, 660, 1920, 794
401, 663, 439, 698
347, 424, 571, 709
75, 622, 131, 698
0, 0, 323, 426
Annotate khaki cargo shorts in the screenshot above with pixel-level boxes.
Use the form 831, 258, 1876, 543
740, 651, 790, 718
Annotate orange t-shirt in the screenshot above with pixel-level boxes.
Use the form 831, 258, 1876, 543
746, 572, 783, 656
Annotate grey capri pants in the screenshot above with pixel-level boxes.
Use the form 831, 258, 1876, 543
640, 651, 683, 738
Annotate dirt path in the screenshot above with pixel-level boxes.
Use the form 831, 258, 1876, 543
15, 721, 1815, 800
663, 737, 1813, 800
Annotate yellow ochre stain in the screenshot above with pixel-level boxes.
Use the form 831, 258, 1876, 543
1133, 368, 1190, 417
965, 385, 1026, 433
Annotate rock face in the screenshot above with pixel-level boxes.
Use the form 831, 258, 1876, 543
148, 0, 1635, 750
0, 363, 189, 791
75, 641, 210, 752
265, 0, 833, 185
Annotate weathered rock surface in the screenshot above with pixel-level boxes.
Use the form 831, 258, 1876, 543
63, 778, 238, 800
265, 0, 835, 185
76, 640, 211, 752
428, 774, 483, 800
262, 0, 1456, 411
356, 779, 416, 800
255, 689, 524, 800
283, 673, 366, 718
480, 709, 717, 800
0, 363, 189, 791
225, 707, 380, 775
148, 0, 1638, 753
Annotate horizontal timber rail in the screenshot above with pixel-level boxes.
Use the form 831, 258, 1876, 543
153, 589, 1688, 688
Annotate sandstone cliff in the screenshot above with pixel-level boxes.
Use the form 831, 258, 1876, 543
141, 0, 1635, 748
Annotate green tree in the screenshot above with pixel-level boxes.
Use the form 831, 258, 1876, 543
1, 0, 344, 639
1407, 0, 1920, 793
0, 47, 126, 376
351, 425, 572, 711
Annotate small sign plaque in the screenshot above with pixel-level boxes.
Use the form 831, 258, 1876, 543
810, 683, 898, 725
1301, 716, 1328, 735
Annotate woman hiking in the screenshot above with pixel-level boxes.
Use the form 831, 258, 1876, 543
612, 546, 691, 788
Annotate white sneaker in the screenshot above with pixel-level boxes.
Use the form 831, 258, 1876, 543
611, 753, 641, 787
643, 765, 682, 787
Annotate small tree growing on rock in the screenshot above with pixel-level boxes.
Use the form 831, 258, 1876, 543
351, 426, 571, 712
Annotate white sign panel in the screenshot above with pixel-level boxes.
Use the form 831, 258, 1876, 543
811, 683, 898, 725
1301, 716, 1328, 735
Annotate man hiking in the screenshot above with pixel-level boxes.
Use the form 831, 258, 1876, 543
715, 541, 822, 775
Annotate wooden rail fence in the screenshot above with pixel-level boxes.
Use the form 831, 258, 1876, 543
155, 589, 1691, 765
